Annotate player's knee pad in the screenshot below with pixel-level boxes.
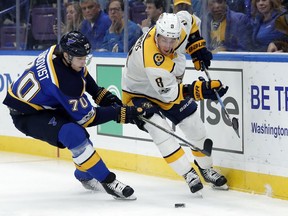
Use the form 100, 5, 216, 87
144, 114, 192, 176
71, 139, 110, 181
178, 110, 207, 149
178, 111, 213, 166
143, 114, 171, 144
159, 138, 192, 176
71, 138, 98, 169
156, 134, 180, 157
58, 123, 89, 149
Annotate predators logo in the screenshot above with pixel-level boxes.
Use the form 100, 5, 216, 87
153, 53, 164, 66
141, 101, 154, 109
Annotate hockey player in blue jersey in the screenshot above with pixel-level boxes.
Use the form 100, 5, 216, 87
3, 31, 145, 200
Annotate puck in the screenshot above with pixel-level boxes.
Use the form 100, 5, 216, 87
174, 203, 185, 208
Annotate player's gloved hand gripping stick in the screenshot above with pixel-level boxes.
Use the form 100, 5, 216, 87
201, 62, 240, 138
138, 115, 213, 156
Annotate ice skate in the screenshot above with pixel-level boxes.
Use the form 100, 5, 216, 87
195, 160, 228, 190
80, 178, 104, 192
102, 179, 137, 200
184, 168, 203, 194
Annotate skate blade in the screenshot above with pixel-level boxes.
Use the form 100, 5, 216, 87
113, 194, 137, 201
211, 184, 229, 190
195, 190, 203, 198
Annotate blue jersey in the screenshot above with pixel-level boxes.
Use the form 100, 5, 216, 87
3, 45, 106, 127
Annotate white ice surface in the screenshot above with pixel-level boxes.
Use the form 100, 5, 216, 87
0, 151, 287, 216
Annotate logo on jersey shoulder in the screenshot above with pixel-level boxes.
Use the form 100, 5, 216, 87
181, 20, 187, 26
141, 102, 154, 109
153, 53, 164, 66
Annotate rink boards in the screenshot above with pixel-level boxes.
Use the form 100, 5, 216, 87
0, 51, 288, 200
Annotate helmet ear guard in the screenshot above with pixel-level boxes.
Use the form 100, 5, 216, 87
60, 31, 91, 57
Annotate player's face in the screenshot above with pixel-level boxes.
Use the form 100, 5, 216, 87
70, 56, 87, 72
156, 35, 179, 56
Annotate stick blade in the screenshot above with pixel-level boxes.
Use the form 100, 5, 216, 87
231, 117, 240, 138
201, 139, 213, 156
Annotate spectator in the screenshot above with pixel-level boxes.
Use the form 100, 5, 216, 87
251, 0, 287, 52
173, 0, 201, 30
275, 10, 288, 34
174, 0, 192, 13
267, 40, 288, 51
53, 2, 84, 36
227, 0, 251, 16
140, 0, 166, 34
201, 0, 252, 52
191, 0, 251, 19
79, 0, 111, 50
101, 0, 142, 52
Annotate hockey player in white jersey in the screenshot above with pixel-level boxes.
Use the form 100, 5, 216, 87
122, 12, 229, 193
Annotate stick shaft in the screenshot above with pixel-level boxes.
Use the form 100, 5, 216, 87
139, 116, 197, 148
202, 65, 240, 137
203, 66, 232, 121
138, 116, 209, 154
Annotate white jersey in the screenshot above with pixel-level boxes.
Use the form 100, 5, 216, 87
193, 14, 202, 34
122, 11, 199, 110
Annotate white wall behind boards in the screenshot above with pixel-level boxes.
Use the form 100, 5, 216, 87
1, 52, 288, 179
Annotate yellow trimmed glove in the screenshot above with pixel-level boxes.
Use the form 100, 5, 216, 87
94, 87, 122, 107
183, 77, 228, 101
186, 36, 212, 71
116, 105, 144, 124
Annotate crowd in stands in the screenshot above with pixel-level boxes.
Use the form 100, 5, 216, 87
1, 0, 288, 53
101, 0, 142, 52
202, 0, 252, 52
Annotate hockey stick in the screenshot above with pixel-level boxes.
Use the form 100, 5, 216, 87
138, 115, 213, 156
202, 63, 240, 138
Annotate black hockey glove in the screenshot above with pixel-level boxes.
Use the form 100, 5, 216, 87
115, 105, 144, 124
186, 36, 212, 71
94, 87, 123, 107
183, 77, 228, 101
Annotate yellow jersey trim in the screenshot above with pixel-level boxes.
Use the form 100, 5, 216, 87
47, 45, 59, 87
7, 85, 44, 110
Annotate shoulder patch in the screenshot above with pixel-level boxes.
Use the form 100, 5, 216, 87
153, 53, 165, 66
181, 20, 187, 26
